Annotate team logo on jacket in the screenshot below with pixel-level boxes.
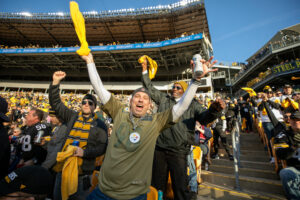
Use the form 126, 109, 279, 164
129, 132, 140, 143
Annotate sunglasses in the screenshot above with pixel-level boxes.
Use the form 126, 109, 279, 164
82, 99, 94, 106
172, 86, 182, 90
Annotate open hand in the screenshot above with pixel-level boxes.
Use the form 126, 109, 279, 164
190, 56, 218, 80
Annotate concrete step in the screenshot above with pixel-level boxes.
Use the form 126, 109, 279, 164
208, 165, 278, 180
211, 159, 274, 171
198, 182, 286, 200
216, 149, 270, 162
201, 171, 285, 196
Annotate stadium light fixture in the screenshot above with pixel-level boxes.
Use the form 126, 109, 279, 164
21, 12, 32, 17
180, 1, 188, 7
57, 12, 64, 16
90, 11, 98, 15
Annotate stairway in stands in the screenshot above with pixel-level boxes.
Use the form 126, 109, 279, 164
198, 132, 286, 200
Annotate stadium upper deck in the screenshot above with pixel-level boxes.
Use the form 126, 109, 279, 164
231, 23, 300, 97
0, 0, 210, 47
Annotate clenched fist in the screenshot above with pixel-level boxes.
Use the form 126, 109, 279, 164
52, 71, 66, 85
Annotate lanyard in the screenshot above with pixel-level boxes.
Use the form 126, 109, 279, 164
129, 112, 144, 131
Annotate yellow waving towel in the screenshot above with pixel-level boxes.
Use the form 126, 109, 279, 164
70, 1, 90, 56
138, 55, 158, 80
241, 87, 256, 97
56, 145, 79, 200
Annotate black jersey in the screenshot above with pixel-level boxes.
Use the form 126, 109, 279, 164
20, 122, 51, 164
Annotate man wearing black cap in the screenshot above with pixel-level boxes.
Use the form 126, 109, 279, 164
48, 72, 108, 200
276, 111, 300, 200
0, 96, 10, 180
80, 52, 221, 200
0, 165, 53, 200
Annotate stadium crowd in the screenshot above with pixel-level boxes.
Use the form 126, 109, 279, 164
0, 55, 299, 200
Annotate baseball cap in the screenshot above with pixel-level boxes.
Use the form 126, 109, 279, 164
0, 166, 53, 196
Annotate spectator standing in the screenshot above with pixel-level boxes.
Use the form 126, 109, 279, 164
277, 111, 300, 200
141, 57, 224, 200
49, 72, 108, 200
82, 52, 217, 200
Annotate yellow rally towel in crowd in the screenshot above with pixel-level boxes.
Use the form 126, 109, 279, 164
56, 145, 79, 200
241, 118, 246, 131
138, 55, 158, 80
70, 1, 90, 56
258, 121, 262, 128
241, 87, 257, 97
282, 98, 299, 110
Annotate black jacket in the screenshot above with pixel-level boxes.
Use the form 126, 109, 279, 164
0, 123, 10, 179
276, 128, 300, 170
142, 73, 220, 154
49, 83, 108, 175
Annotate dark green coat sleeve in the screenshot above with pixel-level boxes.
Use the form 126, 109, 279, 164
142, 72, 169, 105
195, 102, 220, 126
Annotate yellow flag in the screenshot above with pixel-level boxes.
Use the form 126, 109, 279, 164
241, 87, 257, 97
138, 55, 158, 80
70, 1, 91, 56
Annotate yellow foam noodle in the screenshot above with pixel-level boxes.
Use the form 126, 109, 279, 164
138, 55, 158, 80
70, 1, 90, 56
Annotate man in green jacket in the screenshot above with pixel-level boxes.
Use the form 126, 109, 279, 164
141, 58, 225, 200
81, 53, 219, 200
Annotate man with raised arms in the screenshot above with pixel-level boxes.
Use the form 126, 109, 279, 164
80, 53, 221, 200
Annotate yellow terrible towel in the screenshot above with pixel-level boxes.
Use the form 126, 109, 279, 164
57, 145, 79, 200
241, 87, 256, 97
70, 1, 91, 56
138, 55, 158, 80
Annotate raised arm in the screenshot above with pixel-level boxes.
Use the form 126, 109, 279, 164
141, 58, 168, 105
49, 71, 76, 122
81, 53, 111, 104
172, 56, 219, 122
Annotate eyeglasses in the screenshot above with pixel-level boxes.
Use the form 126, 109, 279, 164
172, 86, 182, 90
82, 99, 94, 106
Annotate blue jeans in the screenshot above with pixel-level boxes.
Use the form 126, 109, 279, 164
262, 122, 274, 157
279, 167, 300, 200
87, 186, 147, 200
187, 149, 198, 193
53, 173, 90, 200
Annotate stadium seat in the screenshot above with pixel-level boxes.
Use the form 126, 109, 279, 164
270, 138, 289, 173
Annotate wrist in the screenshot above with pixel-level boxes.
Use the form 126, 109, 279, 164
52, 80, 60, 85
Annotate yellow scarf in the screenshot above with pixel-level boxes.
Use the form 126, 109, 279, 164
70, 1, 90, 56
138, 55, 158, 80
53, 112, 97, 173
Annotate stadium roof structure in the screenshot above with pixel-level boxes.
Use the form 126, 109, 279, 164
0, 0, 210, 47
0, 33, 212, 83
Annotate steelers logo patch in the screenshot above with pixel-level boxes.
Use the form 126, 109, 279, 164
129, 132, 140, 143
